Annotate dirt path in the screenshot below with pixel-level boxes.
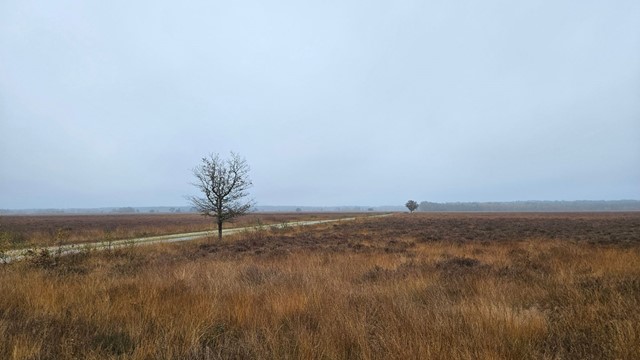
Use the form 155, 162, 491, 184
1, 214, 392, 263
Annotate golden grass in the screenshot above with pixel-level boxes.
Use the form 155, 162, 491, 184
1, 213, 639, 359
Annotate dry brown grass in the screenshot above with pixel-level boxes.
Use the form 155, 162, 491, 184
1, 213, 639, 359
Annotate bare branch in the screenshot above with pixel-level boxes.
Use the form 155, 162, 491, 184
188, 152, 253, 240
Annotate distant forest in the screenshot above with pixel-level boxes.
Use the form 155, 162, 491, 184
419, 200, 640, 212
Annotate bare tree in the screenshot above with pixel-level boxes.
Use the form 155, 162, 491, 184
189, 152, 253, 240
405, 200, 419, 213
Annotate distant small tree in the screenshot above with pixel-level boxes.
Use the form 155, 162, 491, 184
189, 152, 253, 240
405, 200, 419, 213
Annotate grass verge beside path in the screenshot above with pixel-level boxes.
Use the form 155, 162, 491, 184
0, 212, 376, 250
1, 214, 391, 263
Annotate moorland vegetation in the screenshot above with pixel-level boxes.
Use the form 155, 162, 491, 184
1, 213, 639, 359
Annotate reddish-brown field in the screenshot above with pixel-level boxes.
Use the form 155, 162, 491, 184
0, 212, 364, 249
1, 212, 639, 359
193, 211, 640, 256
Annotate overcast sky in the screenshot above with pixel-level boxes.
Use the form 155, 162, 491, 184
1, 0, 639, 209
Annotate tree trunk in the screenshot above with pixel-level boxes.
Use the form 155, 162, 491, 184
217, 221, 223, 241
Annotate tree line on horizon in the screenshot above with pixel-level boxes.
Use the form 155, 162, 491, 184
418, 200, 640, 212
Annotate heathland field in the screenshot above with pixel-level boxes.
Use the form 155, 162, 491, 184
0, 213, 361, 250
1, 213, 639, 359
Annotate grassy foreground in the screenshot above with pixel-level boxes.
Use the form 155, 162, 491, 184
1, 213, 639, 359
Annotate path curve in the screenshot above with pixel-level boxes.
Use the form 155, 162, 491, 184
1, 214, 392, 264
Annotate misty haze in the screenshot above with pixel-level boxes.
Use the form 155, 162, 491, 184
1, 1, 640, 359
1, 0, 638, 210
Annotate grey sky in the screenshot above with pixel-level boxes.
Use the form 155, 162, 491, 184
1, 0, 639, 209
